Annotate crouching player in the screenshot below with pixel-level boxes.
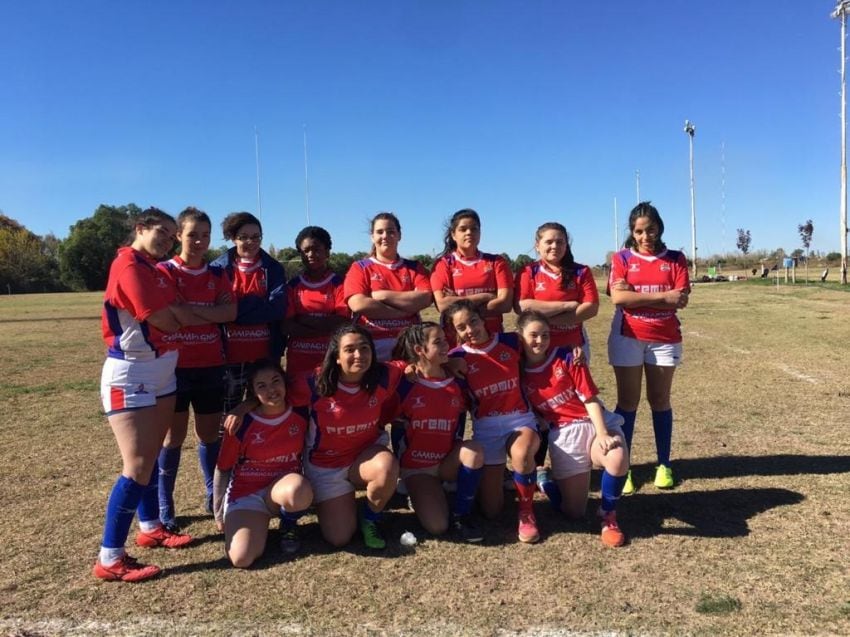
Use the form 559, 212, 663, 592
390, 323, 485, 542
517, 311, 629, 547
214, 359, 313, 567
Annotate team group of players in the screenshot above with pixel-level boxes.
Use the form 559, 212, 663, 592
93, 203, 690, 582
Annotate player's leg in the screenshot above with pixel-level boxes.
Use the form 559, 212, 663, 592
224, 509, 271, 568
350, 445, 399, 549
406, 472, 450, 535
507, 427, 541, 543
644, 359, 677, 488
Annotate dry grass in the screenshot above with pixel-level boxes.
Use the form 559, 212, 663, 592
1, 281, 849, 637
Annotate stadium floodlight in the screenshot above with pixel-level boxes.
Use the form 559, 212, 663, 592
832, 1, 850, 284
684, 120, 697, 278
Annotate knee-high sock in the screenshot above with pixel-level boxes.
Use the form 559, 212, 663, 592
157, 446, 181, 524
600, 470, 627, 513
652, 409, 673, 466
197, 439, 220, 497
137, 459, 160, 528
512, 470, 537, 515
453, 464, 483, 517
616, 407, 637, 453
101, 475, 145, 550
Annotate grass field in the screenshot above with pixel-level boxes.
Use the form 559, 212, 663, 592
1, 279, 849, 636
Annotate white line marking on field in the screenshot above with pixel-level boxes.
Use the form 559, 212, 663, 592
777, 364, 818, 384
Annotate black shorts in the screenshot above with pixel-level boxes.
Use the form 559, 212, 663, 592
175, 366, 226, 414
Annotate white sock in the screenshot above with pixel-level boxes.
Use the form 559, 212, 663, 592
98, 546, 125, 566
138, 519, 161, 533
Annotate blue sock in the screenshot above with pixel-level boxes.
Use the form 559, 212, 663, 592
539, 476, 562, 512
101, 475, 145, 548
362, 503, 382, 522
157, 446, 181, 523
651, 409, 673, 466
453, 464, 483, 517
600, 470, 627, 513
279, 506, 307, 527
137, 459, 160, 524
197, 439, 220, 498
616, 407, 637, 452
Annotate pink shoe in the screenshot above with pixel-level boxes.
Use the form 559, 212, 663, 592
598, 509, 626, 548
135, 524, 193, 549
517, 511, 540, 544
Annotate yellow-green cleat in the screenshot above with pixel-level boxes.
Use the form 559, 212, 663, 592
359, 516, 386, 550
621, 470, 635, 495
653, 464, 674, 489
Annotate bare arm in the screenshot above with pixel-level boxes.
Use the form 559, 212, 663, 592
188, 302, 238, 324
609, 284, 688, 310
145, 306, 183, 333
347, 293, 409, 319
371, 289, 433, 313
484, 287, 513, 315
433, 288, 494, 312
585, 398, 623, 455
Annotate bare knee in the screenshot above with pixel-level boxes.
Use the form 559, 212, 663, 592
228, 549, 258, 569
459, 441, 485, 469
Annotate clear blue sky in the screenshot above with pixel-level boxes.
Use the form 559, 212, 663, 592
0, 1, 842, 266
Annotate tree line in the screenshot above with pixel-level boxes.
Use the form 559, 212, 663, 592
0, 204, 539, 294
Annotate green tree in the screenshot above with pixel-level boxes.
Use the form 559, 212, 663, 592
797, 219, 813, 282
0, 222, 63, 293
409, 254, 434, 271
59, 204, 140, 290
736, 228, 751, 256
513, 253, 534, 272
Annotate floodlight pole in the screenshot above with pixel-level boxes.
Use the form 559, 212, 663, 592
833, 1, 850, 284
254, 126, 263, 221
614, 196, 619, 252
684, 120, 697, 279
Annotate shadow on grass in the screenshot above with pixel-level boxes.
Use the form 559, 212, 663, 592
619, 487, 804, 539
670, 453, 850, 480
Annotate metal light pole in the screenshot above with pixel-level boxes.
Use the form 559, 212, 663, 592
684, 120, 697, 278
833, 1, 850, 284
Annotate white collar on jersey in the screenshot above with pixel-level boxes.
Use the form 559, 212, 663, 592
248, 406, 292, 426
169, 257, 208, 276
461, 334, 498, 355
524, 346, 559, 374
298, 272, 336, 288
629, 248, 668, 262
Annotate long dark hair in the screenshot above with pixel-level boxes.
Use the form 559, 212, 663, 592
441, 208, 481, 257
125, 207, 176, 245
316, 324, 383, 397
535, 222, 576, 289
624, 201, 666, 252
392, 321, 441, 363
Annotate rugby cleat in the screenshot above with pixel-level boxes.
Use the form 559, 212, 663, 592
517, 511, 540, 544
450, 515, 484, 543
135, 524, 193, 549
359, 517, 386, 550
621, 470, 635, 495
279, 524, 301, 555
653, 464, 674, 489
92, 555, 161, 582
597, 509, 626, 548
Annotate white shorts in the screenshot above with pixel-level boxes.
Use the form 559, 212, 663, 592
303, 461, 355, 504
473, 412, 539, 465
549, 410, 625, 480
224, 488, 274, 518
608, 329, 682, 367
100, 350, 178, 415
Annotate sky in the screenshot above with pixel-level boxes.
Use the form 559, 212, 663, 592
0, 1, 844, 266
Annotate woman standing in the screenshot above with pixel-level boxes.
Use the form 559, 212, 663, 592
212, 212, 287, 413
607, 202, 690, 494
430, 209, 513, 347
514, 222, 599, 357
283, 226, 349, 395
156, 207, 236, 528
344, 212, 432, 361
514, 222, 600, 482
93, 208, 194, 582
